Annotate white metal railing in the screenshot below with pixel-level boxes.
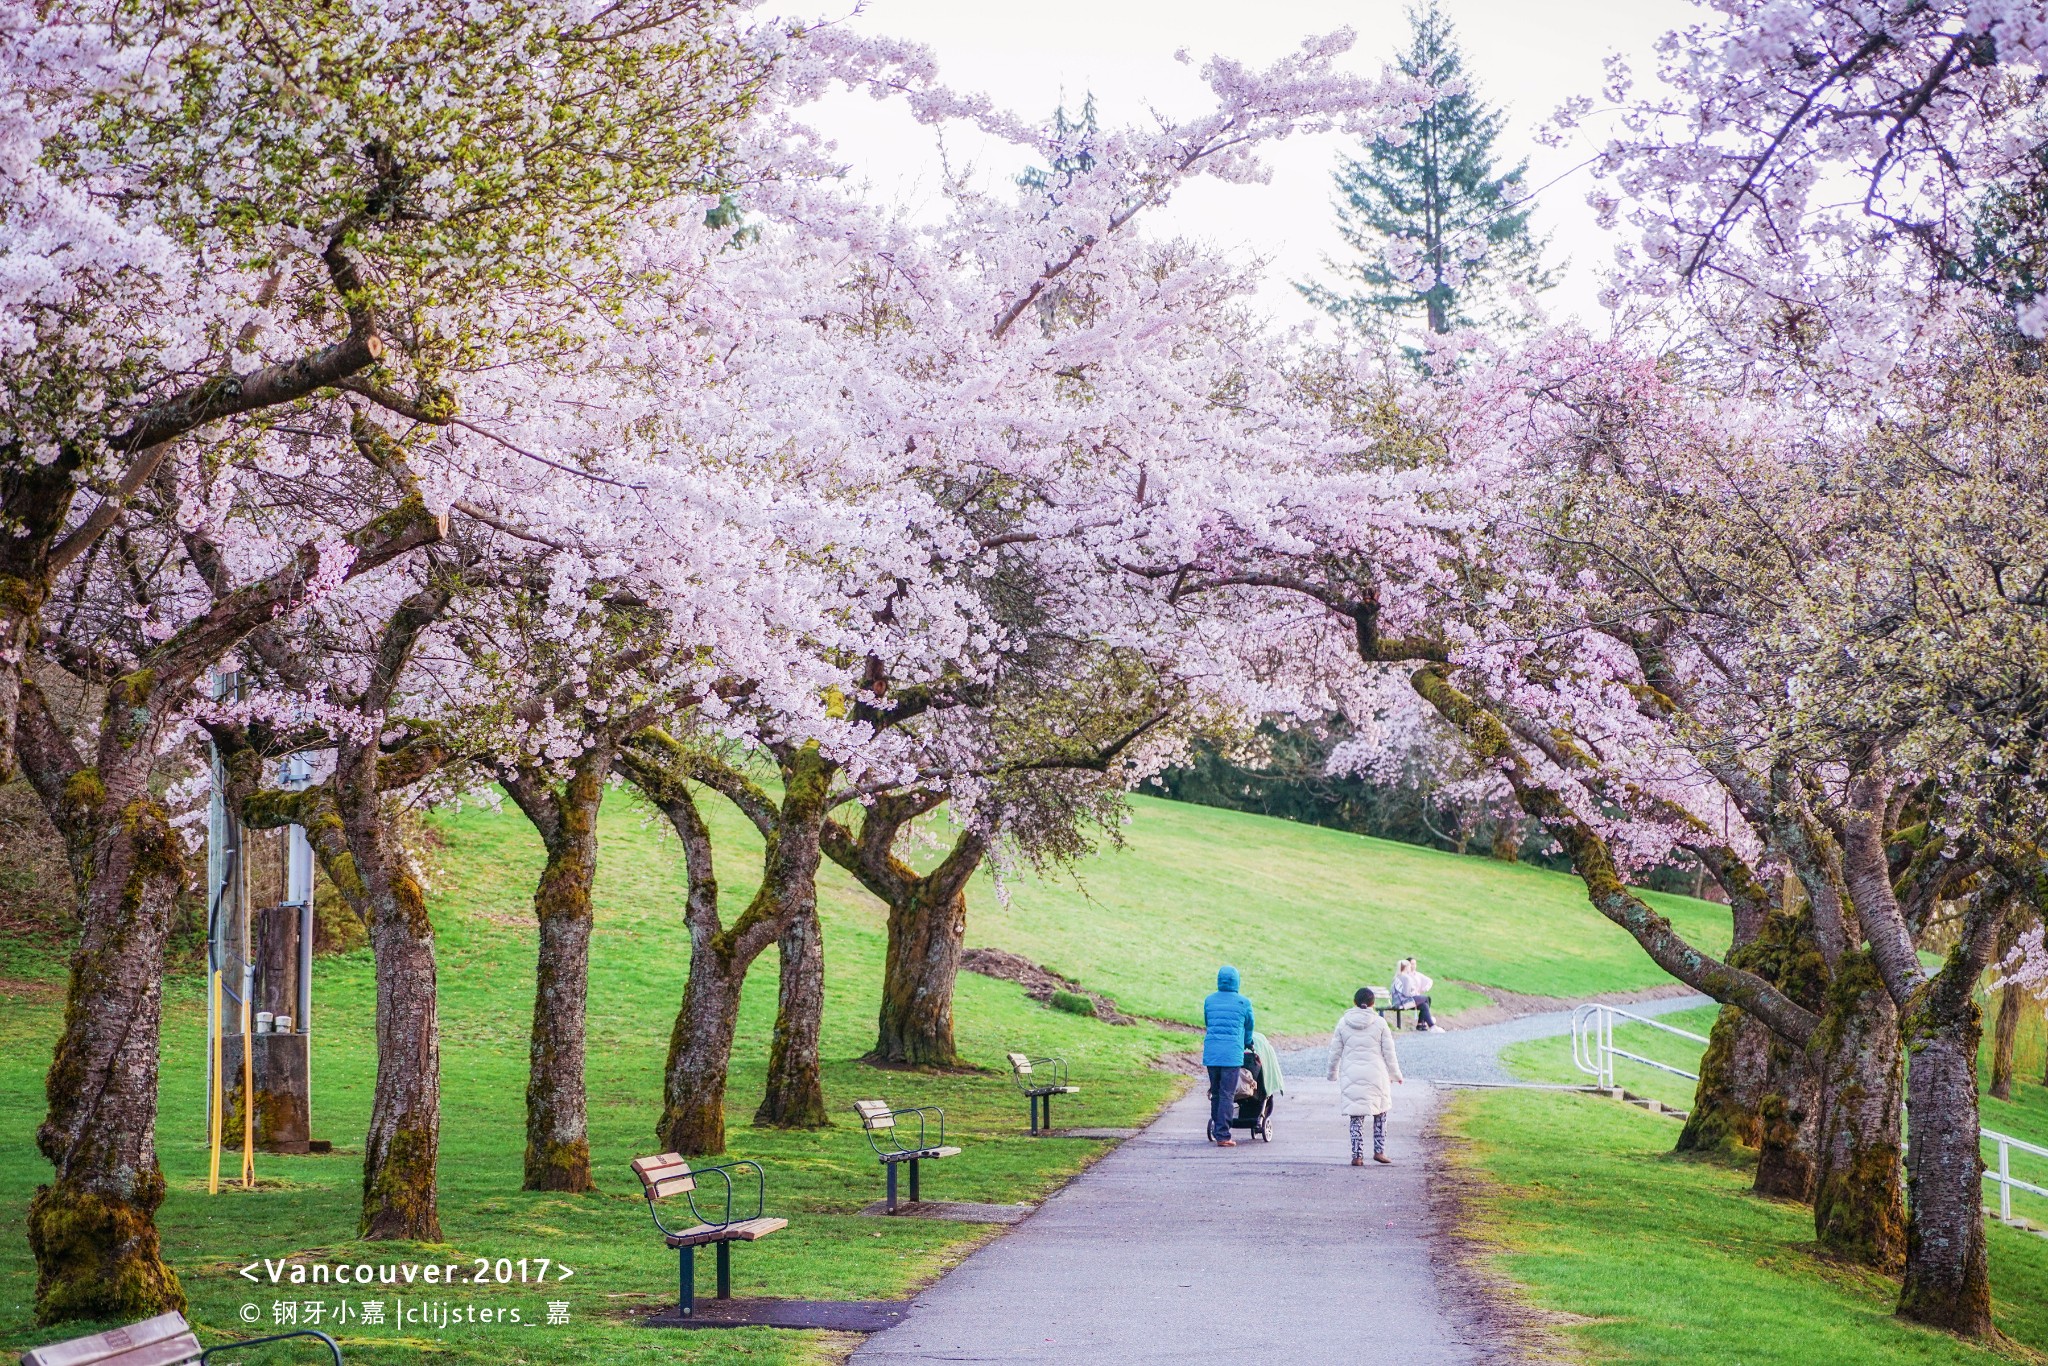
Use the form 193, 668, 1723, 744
1984, 1129, 2048, 1223
1570, 1002, 1710, 1090
1571, 1003, 2048, 1227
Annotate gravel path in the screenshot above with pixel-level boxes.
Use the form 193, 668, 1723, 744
851, 990, 1708, 1364
1286, 991, 1711, 1085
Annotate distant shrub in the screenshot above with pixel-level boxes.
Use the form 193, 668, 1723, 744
1049, 991, 1094, 1017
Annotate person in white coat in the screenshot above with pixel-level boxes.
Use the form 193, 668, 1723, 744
1327, 986, 1405, 1165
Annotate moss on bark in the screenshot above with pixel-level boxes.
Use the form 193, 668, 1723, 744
27, 1176, 185, 1325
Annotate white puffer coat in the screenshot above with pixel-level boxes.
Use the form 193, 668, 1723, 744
1326, 1006, 1404, 1117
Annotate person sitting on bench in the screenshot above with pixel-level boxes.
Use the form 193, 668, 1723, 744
1392, 957, 1439, 1031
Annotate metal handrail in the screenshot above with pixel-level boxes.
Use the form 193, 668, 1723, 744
1570, 1003, 1710, 1091
1572, 1003, 2048, 1228
1983, 1128, 2048, 1222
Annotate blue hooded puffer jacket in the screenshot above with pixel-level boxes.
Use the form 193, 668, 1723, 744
1202, 965, 1255, 1067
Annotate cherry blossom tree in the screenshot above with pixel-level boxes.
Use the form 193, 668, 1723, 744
4, 0, 772, 1319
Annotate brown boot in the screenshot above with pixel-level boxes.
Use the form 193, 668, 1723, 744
1351, 1156, 1365, 1167
1374, 1153, 1392, 1164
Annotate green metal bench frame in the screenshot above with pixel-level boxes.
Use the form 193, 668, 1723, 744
853, 1099, 961, 1212
631, 1151, 786, 1318
1006, 1052, 1078, 1134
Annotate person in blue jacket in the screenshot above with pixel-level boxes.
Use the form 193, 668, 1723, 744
1203, 965, 1256, 1145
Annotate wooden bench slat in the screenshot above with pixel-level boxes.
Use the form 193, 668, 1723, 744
632, 1152, 696, 1197
20, 1310, 197, 1366
879, 1145, 960, 1161
853, 1099, 895, 1128
73, 1337, 202, 1366
21, 1314, 198, 1366
663, 1215, 788, 1247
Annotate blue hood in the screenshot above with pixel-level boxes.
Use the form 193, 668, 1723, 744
1202, 967, 1254, 1066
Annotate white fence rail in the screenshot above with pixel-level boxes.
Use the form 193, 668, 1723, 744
1571, 1002, 2048, 1226
1984, 1129, 2048, 1222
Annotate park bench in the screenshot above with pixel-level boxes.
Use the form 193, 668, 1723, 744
20, 1312, 340, 1366
1372, 988, 1417, 1030
1006, 1052, 1078, 1135
853, 1098, 961, 1212
630, 1150, 787, 1319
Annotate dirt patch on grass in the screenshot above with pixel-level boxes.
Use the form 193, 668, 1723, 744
1426, 1095, 1577, 1365
960, 947, 1139, 1025
0, 977, 63, 1001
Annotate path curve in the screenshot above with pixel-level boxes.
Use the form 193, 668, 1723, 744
851, 992, 1708, 1366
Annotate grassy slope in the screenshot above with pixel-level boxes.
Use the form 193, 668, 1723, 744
1449, 1091, 2048, 1365
971, 795, 1730, 1033
1503, 1003, 2048, 1226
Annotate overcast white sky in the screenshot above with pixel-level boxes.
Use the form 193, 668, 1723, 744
803, 0, 1698, 331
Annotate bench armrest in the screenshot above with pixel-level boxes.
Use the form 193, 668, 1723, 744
866, 1104, 945, 1154
646, 1159, 767, 1235
200, 1329, 343, 1366
1027, 1056, 1068, 1089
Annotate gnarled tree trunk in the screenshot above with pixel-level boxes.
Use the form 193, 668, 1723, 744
623, 736, 834, 1156
1991, 977, 2022, 1102
23, 707, 186, 1323
1810, 950, 1904, 1269
874, 878, 973, 1068
822, 795, 988, 1070
756, 904, 827, 1127
1677, 1004, 1770, 1157
1754, 1034, 1822, 1201
502, 744, 613, 1193
1896, 968, 1992, 1335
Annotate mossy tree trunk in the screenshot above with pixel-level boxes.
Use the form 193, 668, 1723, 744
1676, 1005, 1770, 1156
499, 742, 615, 1192
15, 475, 440, 1322
1809, 950, 1904, 1268
1897, 972, 1992, 1336
820, 792, 988, 1070
1676, 878, 1781, 1161
1988, 909, 2031, 1102
619, 735, 835, 1156
18, 685, 186, 1325
756, 904, 828, 1127
1754, 1034, 1822, 1201
1991, 978, 2022, 1101
1487, 814, 1521, 862
1840, 784, 2006, 1335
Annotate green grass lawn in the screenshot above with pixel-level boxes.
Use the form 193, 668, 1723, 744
1503, 1003, 2048, 1229
971, 795, 1731, 1033
0, 790, 1727, 1364
1446, 1089, 2048, 1365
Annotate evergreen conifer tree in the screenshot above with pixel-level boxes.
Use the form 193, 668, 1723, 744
1301, 2, 1553, 336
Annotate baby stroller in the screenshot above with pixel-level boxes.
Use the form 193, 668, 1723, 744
1228, 1044, 1275, 1142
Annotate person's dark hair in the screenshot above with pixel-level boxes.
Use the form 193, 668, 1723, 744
1354, 986, 1376, 1008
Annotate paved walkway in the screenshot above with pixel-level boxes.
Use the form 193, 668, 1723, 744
855, 1078, 1473, 1364
852, 993, 1708, 1365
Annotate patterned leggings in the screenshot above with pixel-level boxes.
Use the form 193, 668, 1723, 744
1348, 1113, 1386, 1160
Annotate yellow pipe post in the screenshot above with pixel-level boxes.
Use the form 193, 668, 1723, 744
208, 970, 223, 1195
